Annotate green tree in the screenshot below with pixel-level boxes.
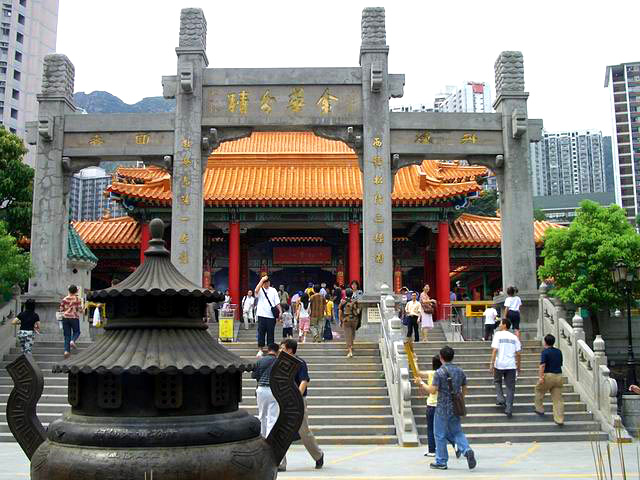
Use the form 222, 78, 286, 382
463, 189, 498, 217
0, 221, 31, 301
533, 208, 547, 221
0, 127, 32, 239
538, 200, 640, 335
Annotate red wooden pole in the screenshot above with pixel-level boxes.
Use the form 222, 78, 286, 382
229, 221, 240, 314
435, 221, 450, 321
348, 221, 361, 286
139, 222, 150, 265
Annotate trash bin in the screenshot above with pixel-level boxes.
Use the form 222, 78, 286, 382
219, 304, 237, 342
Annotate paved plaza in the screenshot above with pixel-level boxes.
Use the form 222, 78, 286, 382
0, 441, 637, 479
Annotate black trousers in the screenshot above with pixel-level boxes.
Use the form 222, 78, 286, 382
406, 315, 419, 342
257, 315, 276, 348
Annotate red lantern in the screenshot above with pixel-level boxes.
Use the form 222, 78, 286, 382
393, 262, 402, 293
336, 259, 345, 287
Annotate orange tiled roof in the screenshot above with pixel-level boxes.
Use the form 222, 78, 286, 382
108, 132, 483, 207
115, 165, 169, 183
450, 213, 564, 248
73, 216, 141, 249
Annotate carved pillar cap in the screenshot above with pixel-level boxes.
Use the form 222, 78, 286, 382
572, 311, 584, 330
41, 54, 75, 100
179, 8, 207, 50
593, 335, 606, 354
494, 51, 525, 98
361, 7, 386, 45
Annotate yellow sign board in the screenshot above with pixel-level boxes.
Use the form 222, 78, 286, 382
219, 317, 234, 341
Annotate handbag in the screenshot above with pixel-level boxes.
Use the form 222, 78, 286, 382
443, 365, 467, 417
423, 303, 434, 314
262, 288, 280, 320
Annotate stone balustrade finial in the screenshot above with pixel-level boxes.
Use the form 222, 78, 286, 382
179, 8, 207, 49
572, 311, 584, 330
361, 7, 386, 45
494, 51, 524, 96
593, 335, 606, 356
41, 54, 75, 99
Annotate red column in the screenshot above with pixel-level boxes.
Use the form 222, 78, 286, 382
348, 221, 361, 286
229, 222, 240, 315
435, 221, 450, 321
139, 222, 150, 265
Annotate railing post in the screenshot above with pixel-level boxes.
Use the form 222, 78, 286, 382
593, 335, 606, 413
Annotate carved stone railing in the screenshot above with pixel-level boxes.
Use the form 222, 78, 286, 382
0, 287, 21, 357
378, 294, 419, 446
539, 291, 630, 441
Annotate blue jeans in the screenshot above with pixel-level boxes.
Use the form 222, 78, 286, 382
434, 411, 471, 466
333, 302, 340, 324
62, 317, 80, 353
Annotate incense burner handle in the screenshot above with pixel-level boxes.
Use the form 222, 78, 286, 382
265, 350, 304, 465
6, 354, 47, 459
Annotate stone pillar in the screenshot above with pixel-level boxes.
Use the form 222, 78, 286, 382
359, 7, 392, 297
170, 8, 207, 285
348, 221, 361, 285
228, 221, 240, 313
27, 54, 77, 335
494, 51, 539, 337
494, 52, 537, 293
435, 221, 450, 321
139, 222, 150, 265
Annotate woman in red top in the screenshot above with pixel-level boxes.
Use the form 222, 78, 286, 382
59, 284, 82, 359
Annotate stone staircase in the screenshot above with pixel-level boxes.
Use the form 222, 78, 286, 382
410, 327, 608, 443
0, 340, 92, 442
229, 322, 397, 445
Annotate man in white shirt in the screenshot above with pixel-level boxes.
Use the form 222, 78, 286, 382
255, 276, 281, 356
483, 305, 499, 341
489, 318, 521, 417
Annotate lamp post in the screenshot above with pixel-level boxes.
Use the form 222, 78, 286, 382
611, 260, 640, 388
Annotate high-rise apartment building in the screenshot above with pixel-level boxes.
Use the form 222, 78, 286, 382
530, 130, 607, 197
70, 167, 126, 221
435, 82, 492, 113
605, 62, 640, 221
0, 0, 59, 164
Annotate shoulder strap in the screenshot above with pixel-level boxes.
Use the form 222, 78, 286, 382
262, 288, 274, 308
443, 365, 456, 393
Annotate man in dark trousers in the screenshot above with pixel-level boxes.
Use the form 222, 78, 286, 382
254, 276, 281, 356
278, 338, 324, 472
252, 343, 280, 437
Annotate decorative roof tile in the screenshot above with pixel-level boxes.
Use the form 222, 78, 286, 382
450, 213, 564, 248
67, 223, 98, 264
108, 132, 484, 207
73, 216, 141, 249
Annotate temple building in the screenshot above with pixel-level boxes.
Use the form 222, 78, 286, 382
71, 132, 562, 315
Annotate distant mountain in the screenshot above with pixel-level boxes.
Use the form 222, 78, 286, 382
73, 91, 175, 114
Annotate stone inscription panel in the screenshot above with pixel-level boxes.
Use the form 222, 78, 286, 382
202, 85, 362, 127
63, 131, 175, 157
391, 129, 503, 148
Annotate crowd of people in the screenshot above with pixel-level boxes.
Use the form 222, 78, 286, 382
251, 276, 364, 357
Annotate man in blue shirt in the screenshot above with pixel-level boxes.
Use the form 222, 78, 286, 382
278, 338, 324, 472
534, 334, 564, 425
424, 346, 476, 471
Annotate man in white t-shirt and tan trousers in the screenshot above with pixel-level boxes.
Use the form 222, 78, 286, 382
489, 318, 521, 418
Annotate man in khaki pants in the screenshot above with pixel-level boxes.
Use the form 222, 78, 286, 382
279, 338, 324, 472
534, 334, 564, 425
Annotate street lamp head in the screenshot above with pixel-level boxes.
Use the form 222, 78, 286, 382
611, 260, 628, 285
614, 309, 622, 318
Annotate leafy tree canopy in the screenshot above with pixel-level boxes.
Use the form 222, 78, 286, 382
0, 127, 32, 239
0, 221, 31, 301
538, 200, 640, 326
463, 189, 498, 217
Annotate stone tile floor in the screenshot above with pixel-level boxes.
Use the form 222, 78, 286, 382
1, 441, 637, 479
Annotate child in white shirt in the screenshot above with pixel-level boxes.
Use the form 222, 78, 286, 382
281, 304, 294, 338
483, 305, 499, 341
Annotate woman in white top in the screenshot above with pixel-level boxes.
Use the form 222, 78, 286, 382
297, 293, 311, 343
404, 291, 423, 343
503, 286, 522, 338
241, 290, 255, 330
419, 284, 436, 341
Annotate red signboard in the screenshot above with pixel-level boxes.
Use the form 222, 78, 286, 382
273, 247, 332, 265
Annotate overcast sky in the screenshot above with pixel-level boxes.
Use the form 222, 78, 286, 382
57, 0, 639, 137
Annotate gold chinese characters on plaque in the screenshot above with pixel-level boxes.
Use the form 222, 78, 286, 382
287, 87, 305, 113
260, 89, 276, 114
179, 251, 189, 264
181, 138, 193, 150
375, 252, 384, 264
180, 194, 190, 206
372, 137, 382, 148
88, 134, 104, 146
374, 193, 383, 205
182, 153, 192, 167
182, 175, 191, 187
316, 88, 338, 114
374, 233, 384, 244
460, 133, 479, 144
179, 232, 189, 244
374, 214, 384, 224
372, 155, 382, 167
135, 133, 150, 145
415, 131, 432, 145
373, 176, 383, 185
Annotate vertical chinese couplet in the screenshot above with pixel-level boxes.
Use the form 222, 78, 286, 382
372, 137, 385, 265
178, 136, 193, 265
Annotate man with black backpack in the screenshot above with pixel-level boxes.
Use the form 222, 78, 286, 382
424, 346, 476, 471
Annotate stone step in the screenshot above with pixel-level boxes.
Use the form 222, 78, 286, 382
241, 396, 390, 406
418, 430, 608, 444
417, 420, 601, 435
413, 411, 595, 424
304, 425, 397, 436
416, 360, 542, 368
241, 386, 388, 396
312, 435, 397, 445
240, 379, 386, 388
410, 384, 575, 396
412, 401, 588, 415
227, 342, 378, 350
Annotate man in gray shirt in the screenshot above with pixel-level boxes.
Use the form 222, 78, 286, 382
252, 343, 280, 437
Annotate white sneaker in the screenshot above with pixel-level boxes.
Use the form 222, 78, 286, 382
424, 451, 435, 457
256, 350, 263, 357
